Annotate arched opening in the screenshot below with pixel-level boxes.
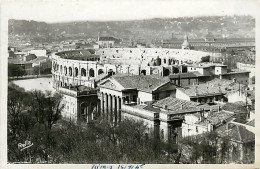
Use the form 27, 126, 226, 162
69, 67, 73, 76
108, 69, 115, 76
173, 68, 179, 74
60, 65, 63, 73
156, 57, 161, 66
81, 68, 86, 77
182, 66, 187, 73
98, 69, 104, 75
163, 69, 170, 76
89, 68, 95, 77
64, 66, 67, 75
75, 67, 78, 77
64, 83, 67, 87
80, 102, 88, 117
141, 70, 146, 75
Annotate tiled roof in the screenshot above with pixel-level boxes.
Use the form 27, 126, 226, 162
93, 73, 110, 83
226, 124, 255, 143
168, 71, 204, 79
177, 79, 245, 97
187, 62, 227, 68
143, 105, 161, 113
152, 97, 210, 114
99, 37, 119, 41
222, 102, 247, 113
196, 111, 234, 126
112, 75, 172, 92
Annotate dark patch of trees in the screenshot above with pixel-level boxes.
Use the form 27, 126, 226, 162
201, 55, 210, 62
8, 63, 26, 78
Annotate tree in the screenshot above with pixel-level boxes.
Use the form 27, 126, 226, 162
201, 55, 210, 62
178, 131, 230, 164
8, 63, 26, 78
28, 90, 64, 162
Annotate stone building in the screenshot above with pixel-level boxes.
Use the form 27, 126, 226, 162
97, 74, 177, 125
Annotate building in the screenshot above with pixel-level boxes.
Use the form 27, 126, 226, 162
59, 85, 99, 122
168, 71, 210, 86
176, 79, 245, 104
121, 97, 212, 142
28, 49, 47, 57
97, 75, 177, 125
220, 69, 250, 86
98, 36, 120, 48
182, 35, 191, 50
186, 62, 228, 76
218, 122, 255, 163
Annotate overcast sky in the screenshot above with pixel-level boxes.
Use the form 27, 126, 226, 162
2, 0, 259, 23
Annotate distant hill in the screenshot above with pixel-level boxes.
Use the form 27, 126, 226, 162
8, 15, 255, 41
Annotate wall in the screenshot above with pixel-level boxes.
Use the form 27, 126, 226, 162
61, 93, 78, 121
181, 114, 207, 137
176, 88, 191, 101
227, 91, 247, 103
221, 72, 249, 85
138, 91, 153, 103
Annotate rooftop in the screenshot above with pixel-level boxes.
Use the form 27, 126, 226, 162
177, 79, 245, 97
187, 62, 227, 68
152, 97, 210, 114
99, 36, 119, 41
112, 74, 172, 93
225, 124, 255, 143
168, 71, 205, 79
196, 111, 234, 126
222, 102, 248, 113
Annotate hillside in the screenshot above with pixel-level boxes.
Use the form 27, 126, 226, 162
8, 15, 255, 41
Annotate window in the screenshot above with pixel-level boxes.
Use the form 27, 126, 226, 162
196, 126, 198, 132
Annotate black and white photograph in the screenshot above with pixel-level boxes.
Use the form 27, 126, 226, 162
0, 0, 259, 168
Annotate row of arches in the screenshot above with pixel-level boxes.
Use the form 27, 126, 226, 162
53, 64, 107, 78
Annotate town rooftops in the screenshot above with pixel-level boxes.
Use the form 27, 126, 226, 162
99, 36, 119, 41
222, 102, 248, 113
187, 62, 227, 68
152, 97, 210, 114
177, 79, 245, 97
196, 110, 234, 126
168, 71, 206, 79
221, 69, 251, 75
113, 75, 172, 92
99, 74, 174, 93
225, 123, 255, 143
8, 56, 51, 65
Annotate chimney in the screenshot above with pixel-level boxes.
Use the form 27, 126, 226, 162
218, 106, 221, 112
207, 123, 213, 132
137, 97, 140, 105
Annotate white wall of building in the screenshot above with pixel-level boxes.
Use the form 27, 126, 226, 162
138, 91, 153, 103
176, 88, 191, 101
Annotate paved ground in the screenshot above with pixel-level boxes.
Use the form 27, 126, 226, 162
12, 77, 55, 93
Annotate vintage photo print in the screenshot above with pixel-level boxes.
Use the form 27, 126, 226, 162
0, 0, 259, 168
